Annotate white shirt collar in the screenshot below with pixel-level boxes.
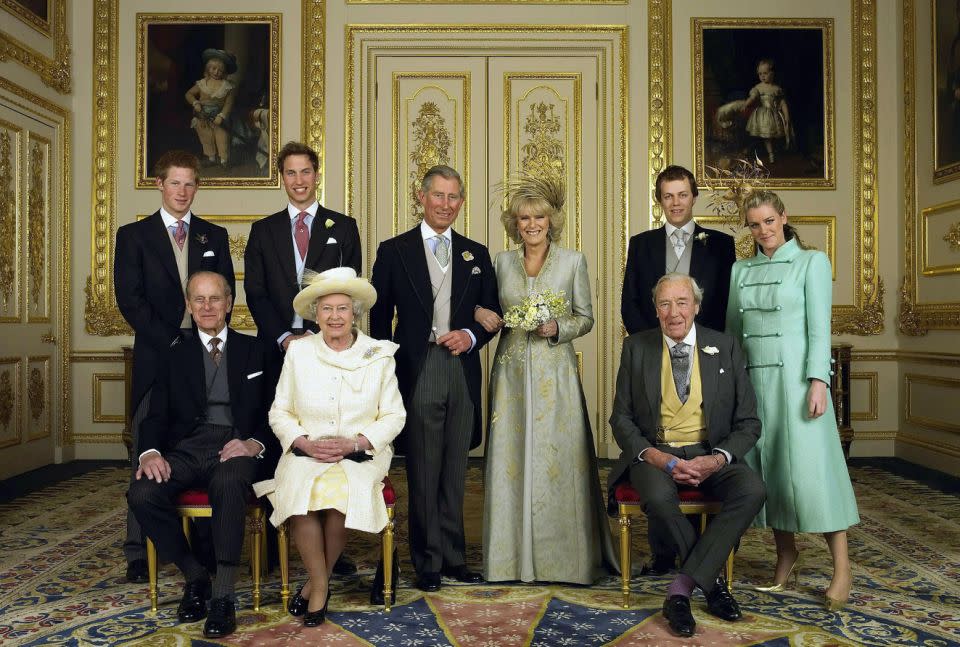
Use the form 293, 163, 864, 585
663, 324, 697, 350
287, 202, 319, 220
664, 220, 696, 239
420, 220, 453, 242
197, 326, 228, 351
160, 208, 192, 228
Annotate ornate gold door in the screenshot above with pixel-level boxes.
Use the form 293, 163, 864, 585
369, 54, 604, 454
0, 104, 60, 479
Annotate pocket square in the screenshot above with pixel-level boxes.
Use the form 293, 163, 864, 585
471, 266, 481, 275
326, 237, 337, 244
202, 250, 215, 257
247, 371, 263, 379
719, 368, 725, 374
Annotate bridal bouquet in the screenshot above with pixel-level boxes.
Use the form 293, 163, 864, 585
502, 288, 570, 331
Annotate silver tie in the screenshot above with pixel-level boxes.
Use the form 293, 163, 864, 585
433, 235, 449, 268
670, 342, 690, 403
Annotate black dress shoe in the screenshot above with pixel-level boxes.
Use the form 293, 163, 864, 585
203, 597, 236, 638
288, 582, 308, 617
125, 559, 148, 583
415, 572, 441, 592
370, 553, 400, 606
332, 554, 357, 576
662, 595, 696, 637
303, 589, 331, 627
641, 554, 676, 576
176, 578, 211, 623
705, 576, 742, 621
440, 565, 483, 584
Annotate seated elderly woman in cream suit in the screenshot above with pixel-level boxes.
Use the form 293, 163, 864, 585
254, 267, 405, 627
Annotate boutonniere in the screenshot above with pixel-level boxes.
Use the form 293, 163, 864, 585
471, 266, 481, 275
462, 251, 474, 261
362, 346, 380, 360
701, 345, 719, 355
324, 218, 334, 229
695, 232, 709, 243
195, 233, 208, 245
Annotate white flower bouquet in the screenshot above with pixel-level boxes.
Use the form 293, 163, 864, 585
502, 288, 569, 331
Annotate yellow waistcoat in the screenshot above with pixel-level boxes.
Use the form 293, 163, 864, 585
659, 340, 707, 445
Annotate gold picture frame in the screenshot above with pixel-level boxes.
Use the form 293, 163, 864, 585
135, 13, 281, 189
692, 17, 835, 190
933, 0, 960, 183
0, 0, 70, 93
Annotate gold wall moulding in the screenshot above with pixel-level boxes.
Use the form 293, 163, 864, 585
88, 1, 325, 336
899, 0, 960, 332
0, 357, 20, 448
348, 0, 625, 3
905, 373, 960, 435
897, 431, 960, 459
647, 0, 670, 229
921, 199, 960, 276
134, 13, 282, 190
26, 356, 49, 441
27, 135, 50, 322
945, 223, 960, 251
0, 122, 20, 321
503, 73, 581, 251
850, 371, 878, 421
0, 0, 70, 93
92, 372, 124, 424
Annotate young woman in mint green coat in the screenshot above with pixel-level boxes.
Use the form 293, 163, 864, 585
726, 190, 859, 610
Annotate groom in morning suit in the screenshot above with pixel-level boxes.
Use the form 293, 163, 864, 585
128, 271, 277, 639
609, 273, 765, 637
243, 140, 363, 576
370, 165, 501, 592
114, 150, 234, 583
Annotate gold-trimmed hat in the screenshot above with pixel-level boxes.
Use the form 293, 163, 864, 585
292, 267, 377, 321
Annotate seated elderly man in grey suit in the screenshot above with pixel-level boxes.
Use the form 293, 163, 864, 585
608, 273, 765, 638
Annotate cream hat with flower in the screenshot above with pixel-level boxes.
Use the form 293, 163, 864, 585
292, 267, 377, 321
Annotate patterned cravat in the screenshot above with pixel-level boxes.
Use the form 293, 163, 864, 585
294, 211, 310, 261
433, 235, 449, 268
671, 229, 689, 258
208, 337, 222, 366
670, 342, 690, 403
170, 220, 187, 250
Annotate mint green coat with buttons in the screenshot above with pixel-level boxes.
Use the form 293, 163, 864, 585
726, 238, 859, 532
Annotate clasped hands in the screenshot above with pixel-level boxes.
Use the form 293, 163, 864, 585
136, 439, 261, 482
292, 434, 370, 463
648, 448, 725, 488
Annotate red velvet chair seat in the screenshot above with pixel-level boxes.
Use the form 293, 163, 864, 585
382, 477, 396, 506
174, 488, 259, 506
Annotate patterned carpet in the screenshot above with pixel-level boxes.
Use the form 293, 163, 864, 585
0, 463, 957, 646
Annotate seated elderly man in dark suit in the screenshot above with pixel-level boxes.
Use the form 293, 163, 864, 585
127, 271, 277, 639
608, 272, 765, 638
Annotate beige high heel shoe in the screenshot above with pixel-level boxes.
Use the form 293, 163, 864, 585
824, 570, 851, 611
755, 553, 800, 592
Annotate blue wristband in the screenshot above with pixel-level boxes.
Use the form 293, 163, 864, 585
664, 457, 678, 474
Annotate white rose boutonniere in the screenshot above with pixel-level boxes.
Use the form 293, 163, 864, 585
324, 218, 334, 228
462, 251, 474, 261
695, 232, 709, 243
701, 345, 719, 355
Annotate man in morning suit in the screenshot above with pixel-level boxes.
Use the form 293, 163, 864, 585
243, 140, 362, 575
114, 150, 235, 583
620, 164, 736, 573
127, 271, 278, 639
609, 273, 765, 638
621, 165, 735, 334
370, 165, 501, 592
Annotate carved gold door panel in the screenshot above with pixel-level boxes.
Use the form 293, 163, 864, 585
370, 55, 604, 454
0, 105, 59, 479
